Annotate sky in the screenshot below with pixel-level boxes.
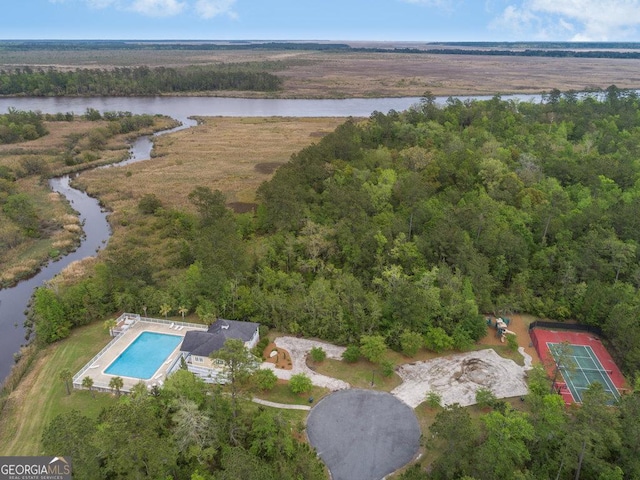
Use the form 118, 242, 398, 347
3, 0, 640, 42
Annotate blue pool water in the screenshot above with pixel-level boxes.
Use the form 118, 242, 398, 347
105, 332, 182, 380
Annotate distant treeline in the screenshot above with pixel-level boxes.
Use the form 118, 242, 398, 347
0, 40, 352, 52
0, 65, 282, 96
2, 40, 640, 59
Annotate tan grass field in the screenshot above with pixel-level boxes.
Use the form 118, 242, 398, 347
78, 116, 347, 216
1, 48, 638, 98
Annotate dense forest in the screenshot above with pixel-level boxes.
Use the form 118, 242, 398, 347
0, 65, 282, 96
32, 87, 640, 374
27, 86, 640, 479
42, 366, 327, 480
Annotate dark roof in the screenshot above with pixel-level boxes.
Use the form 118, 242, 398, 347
180, 319, 259, 357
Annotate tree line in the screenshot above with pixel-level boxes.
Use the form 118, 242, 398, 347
0, 65, 282, 96
44, 341, 326, 480
30, 87, 640, 381
27, 86, 640, 478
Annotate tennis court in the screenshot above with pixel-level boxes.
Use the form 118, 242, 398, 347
548, 343, 620, 403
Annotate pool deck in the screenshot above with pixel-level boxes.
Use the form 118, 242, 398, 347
74, 318, 207, 393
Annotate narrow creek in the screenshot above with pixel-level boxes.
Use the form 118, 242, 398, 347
0, 118, 196, 383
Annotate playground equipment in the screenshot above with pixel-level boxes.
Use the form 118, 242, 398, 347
495, 317, 516, 343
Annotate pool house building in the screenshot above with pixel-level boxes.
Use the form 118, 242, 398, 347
73, 313, 259, 393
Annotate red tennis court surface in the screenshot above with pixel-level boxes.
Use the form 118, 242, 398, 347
530, 328, 627, 404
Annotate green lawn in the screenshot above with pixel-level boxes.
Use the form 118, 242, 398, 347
254, 382, 329, 406
311, 358, 403, 391
0, 321, 117, 455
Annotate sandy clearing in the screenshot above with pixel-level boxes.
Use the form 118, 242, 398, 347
391, 349, 530, 408
261, 336, 531, 409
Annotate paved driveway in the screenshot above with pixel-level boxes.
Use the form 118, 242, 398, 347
307, 389, 420, 480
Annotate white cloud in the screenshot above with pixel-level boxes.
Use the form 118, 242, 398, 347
52, 0, 234, 19
194, 0, 237, 19
129, 0, 186, 16
493, 0, 640, 40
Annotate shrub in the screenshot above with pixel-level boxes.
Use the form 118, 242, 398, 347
425, 391, 442, 409
138, 194, 163, 215
475, 387, 497, 409
289, 373, 313, 394
253, 368, 278, 391
506, 333, 519, 352
400, 330, 423, 357
424, 327, 453, 353
381, 359, 395, 377
309, 346, 326, 363
342, 345, 360, 363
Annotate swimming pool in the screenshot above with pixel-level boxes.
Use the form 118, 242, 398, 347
105, 331, 183, 380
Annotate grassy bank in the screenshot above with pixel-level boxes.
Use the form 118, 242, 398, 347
0, 116, 177, 288
0, 321, 116, 455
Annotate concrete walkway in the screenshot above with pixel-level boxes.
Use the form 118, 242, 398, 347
260, 336, 350, 391
252, 397, 312, 411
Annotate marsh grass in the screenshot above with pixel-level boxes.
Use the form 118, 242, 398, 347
0, 117, 175, 288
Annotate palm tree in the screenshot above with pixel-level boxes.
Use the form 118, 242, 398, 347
103, 318, 117, 336
109, 376, 124, 397
159, 303, 172, 320
82, 375, 95, 398
178, 305, 188, 321
59, 368, 72, 396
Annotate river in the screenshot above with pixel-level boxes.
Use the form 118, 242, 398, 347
0, 93, 547, 384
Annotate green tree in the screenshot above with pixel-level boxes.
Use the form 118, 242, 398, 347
213, 338, 259, 420
289, 373, 313, 394
360, 335, 387, 364
473, 407, 534, 480
159, 303, 172, 319
81, 375, 94, 398
3, 193, 39, 236
564, 382, 621, 480
400, 330, 423, 357
32, 287, 71, 344
424, 326, 453, 353
252, 368, 278, 392
42, 410, 100, 480
103, 317, 117, 336
94, 397, 178, 479
342, 345, 360, 363
429, 404, 479, 479
59, 368, 72, 396
109, 376, 124, 397
163, 369, 208, 407
249, 410, 294, 461
138, 193, 162, 214
172, 398, 212, 462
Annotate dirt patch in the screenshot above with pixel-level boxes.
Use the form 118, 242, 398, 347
391, 349, 530, 408
254, 162, 284, 174
262, 343, 293, 370
478, 314, 540, 363
227, 202, 257, 214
